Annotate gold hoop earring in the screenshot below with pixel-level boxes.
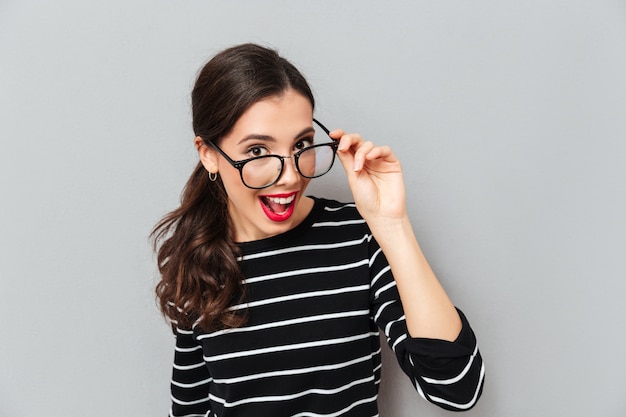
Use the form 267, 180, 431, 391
209, 171, 218, 182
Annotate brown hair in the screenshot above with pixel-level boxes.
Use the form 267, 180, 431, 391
152, 44, 315, 331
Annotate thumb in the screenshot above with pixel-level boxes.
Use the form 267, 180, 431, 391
332, 130, 361, 175
336, 142, 363, 183
337, 147, 369, 198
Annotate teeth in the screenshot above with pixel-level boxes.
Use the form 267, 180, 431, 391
266, 195, 295, 205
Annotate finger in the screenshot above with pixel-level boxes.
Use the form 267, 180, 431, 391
364, 145, 396, 162
336, 134, 366, 171
335, 138, 356, 176
328, 128, 345, 141
336, 132, 362, 153
334, 134, 365, 176
352, 141, 376, 172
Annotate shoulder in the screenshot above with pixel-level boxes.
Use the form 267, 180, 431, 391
307, 197, 370, 241
309, 197, 362, 222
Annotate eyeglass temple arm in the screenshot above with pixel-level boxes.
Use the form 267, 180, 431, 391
313, 118, 332, 135
205, 139, 240, 166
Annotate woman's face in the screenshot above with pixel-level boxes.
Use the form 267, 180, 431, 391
197, 89, 316, 242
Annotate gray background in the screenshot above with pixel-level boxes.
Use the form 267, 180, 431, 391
1, 1, 625, 416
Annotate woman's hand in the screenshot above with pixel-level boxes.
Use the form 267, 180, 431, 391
331, 128, 462, 341
331, 129, 407, 222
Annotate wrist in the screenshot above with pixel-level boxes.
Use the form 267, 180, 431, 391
367, 214, 414, 246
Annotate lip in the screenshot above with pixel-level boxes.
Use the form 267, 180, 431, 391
259, 191, 298, 222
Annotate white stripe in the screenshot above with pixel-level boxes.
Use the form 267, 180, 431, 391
207, 392, 226, 406
370, 265, 391, 288
168, 301, 189, 314
374, 362, 382, 374
313, 219, 366, 227
384, 316, 405, 339
171, 394, 211, 406
175, 345, 202, 353
229, 285, 370, 311
373, 280, 396, 300
426, 362, 486, 410
292, 394, 378, 417
413, 365, 428, 402
323, 203, 357, 211
171, 377, 212, 389
203, 332, 375, 362
173, 361, 206, 371
243, 259, 369, 284
374, 300, 395, 322
391, 333, 407, 351
369, 247, 383, 267
198, 310, 370, 340
422, 344, 480, 385
169, 408, 207, 417
222, 376, 375, 407
239, 234, 370, 261
212, 354, 374, 384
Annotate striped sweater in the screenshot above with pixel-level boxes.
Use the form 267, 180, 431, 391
169, 198, 485, 417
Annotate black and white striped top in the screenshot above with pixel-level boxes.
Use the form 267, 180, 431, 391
169, 198, 485, 417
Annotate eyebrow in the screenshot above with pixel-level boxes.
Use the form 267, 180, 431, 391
236, 126, 315, 146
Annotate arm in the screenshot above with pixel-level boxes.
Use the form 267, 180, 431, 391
368, 233, 485, 411
169, 326, 212, 417
338, 128, 488, 409
333, 130, 461, 340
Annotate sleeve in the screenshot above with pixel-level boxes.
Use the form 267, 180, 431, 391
169, 325, 213, 417
369, 237, 485, 411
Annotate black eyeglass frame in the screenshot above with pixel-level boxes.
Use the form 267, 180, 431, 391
203, 118, 339, 190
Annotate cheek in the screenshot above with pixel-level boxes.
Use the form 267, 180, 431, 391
219, 169, 260, 203
218, 163, 243, 188
301, 177, 312, 190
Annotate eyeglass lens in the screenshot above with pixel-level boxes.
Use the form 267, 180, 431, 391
240, 122, 336, 189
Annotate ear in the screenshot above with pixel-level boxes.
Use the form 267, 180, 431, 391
194, 136, 219, 174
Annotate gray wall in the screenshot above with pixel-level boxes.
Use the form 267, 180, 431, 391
1, 1, 625, 416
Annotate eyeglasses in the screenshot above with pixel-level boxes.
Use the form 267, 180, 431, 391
205, 118, 338, 189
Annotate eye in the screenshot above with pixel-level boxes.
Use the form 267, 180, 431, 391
294, 137, 314, 151
247, 145, 270, 158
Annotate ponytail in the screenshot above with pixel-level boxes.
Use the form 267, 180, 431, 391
152, 162, 246, 331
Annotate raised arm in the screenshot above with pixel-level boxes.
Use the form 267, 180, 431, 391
333, 129, 461, 341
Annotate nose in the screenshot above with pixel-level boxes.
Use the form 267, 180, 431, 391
276, 155, 300, 185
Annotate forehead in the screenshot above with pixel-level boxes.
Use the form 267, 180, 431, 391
223, 90, 314, 144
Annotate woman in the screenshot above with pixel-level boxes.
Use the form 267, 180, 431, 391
153, 43, 485, 417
